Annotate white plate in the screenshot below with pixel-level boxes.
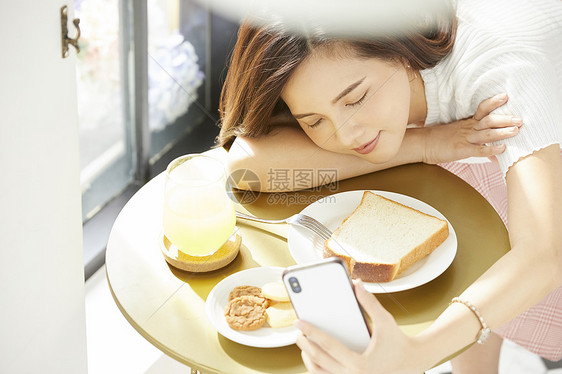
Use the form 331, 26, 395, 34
205, 267, 297, 348
287, 190, 457, 293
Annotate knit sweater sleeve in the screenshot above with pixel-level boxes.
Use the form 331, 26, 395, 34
465, 52, 562, 177
421, 0, 562, 178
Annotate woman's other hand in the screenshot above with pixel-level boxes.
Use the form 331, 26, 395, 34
295, 280, 426, 374
422, 93, 523, 164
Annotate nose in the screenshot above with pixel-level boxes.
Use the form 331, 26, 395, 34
333, 118, 365, 148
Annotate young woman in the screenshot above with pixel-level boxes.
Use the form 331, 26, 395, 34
218, 0, 562, 372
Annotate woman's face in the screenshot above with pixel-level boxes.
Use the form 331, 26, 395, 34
281, 50, 413, 164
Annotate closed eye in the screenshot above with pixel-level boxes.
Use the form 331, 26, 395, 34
308, 118, 323, 128
346, 90, 368, 108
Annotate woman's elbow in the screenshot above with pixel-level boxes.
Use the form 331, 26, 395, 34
534, 240, 562, 289
225, 137, 270, 192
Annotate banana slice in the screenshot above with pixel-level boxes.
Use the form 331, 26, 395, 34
262, 281, 290, 302
266, 302, 297, 328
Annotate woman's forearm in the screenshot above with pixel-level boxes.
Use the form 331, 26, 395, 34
414, 144, 562, 369
415, 240, 561, 369
227, 126, 426, 192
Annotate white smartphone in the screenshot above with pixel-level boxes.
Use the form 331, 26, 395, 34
282, 257, 371, 353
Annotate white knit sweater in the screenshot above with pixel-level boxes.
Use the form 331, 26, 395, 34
420, 0, 562, 177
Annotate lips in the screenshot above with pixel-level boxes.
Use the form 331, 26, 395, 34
353, 133, 380, 155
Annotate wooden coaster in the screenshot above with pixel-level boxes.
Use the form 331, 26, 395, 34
161, 232, 241, 272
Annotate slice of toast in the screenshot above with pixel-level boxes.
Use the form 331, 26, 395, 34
324, 191, 449, 282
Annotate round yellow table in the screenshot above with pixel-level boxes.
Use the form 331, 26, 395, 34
105, 149, 510, 373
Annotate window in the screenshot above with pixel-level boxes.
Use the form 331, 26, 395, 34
76, 0, 134, 222
148, 0, 208, 161
76, 0, 209, 222
75, 0, 226, 278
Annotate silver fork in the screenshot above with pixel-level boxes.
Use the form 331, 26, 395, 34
235, 211, 333, 241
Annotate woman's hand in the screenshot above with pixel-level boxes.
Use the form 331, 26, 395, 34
295, 281, 426, 374
421, 93, 523, 164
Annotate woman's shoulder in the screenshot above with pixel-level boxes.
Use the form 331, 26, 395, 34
437, 0, 562, 88
455, 0, 562, 48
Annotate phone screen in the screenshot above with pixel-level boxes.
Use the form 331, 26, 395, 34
283, 258, 371, 353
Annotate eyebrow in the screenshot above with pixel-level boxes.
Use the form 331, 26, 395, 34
292, 76, 366, 120
331, 76, 366, 104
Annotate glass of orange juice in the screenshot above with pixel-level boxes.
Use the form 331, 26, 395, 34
163, 154, 236, 256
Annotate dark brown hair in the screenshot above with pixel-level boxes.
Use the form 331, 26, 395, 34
218, 9, 457, 148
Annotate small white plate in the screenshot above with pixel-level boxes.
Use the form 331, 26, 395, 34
287, 190, 457, 293
205, 267, 297, 347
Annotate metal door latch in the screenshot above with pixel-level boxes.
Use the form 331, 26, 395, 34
60, 5, 81, 58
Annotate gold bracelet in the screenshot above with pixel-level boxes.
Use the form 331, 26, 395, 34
450, 297, 491, 344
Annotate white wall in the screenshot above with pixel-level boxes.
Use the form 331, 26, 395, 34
0, 2, 88, 373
